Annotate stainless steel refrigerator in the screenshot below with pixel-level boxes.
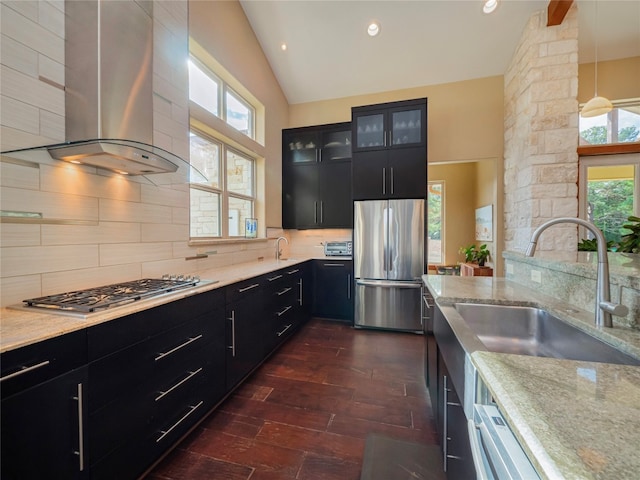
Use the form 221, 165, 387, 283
353, 199, 425, 332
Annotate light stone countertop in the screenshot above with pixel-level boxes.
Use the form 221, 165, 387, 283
0, 255, 350, 353
423, 274, 640, 480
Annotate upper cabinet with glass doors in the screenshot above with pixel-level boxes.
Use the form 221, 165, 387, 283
352, 98, 427, 152
283, 122, 352, 165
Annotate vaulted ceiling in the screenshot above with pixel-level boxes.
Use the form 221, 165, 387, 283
240, 0, 640, 105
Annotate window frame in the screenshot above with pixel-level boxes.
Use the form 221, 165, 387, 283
189, 128, 257, 240
578, 153, 640, 241
427, 180, 445, 265
189, 54, 256, 140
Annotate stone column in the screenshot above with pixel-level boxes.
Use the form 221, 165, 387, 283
504, 5, 579, 253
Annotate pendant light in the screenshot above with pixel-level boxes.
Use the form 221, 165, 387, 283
581, 0, 613, 118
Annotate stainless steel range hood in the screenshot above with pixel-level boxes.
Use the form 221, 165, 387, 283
1, 0, 202, 183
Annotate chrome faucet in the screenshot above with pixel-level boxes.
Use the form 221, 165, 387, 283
276, 236, 289, 260
525, 217, 628, 328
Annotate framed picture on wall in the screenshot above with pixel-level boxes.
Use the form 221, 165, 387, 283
475, 205, 493, 241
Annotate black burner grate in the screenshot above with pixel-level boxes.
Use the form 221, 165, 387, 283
23, 278, 199, 313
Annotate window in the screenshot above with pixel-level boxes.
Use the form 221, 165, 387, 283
579, 100, 640, 145
188, 56, 255, 140
189, 131, 255, 239
188, 51, 261, 241
428, 182, 444, 264
579, 154, 640, 244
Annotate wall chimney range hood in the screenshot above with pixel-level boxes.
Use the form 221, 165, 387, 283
1, 0, 203, 184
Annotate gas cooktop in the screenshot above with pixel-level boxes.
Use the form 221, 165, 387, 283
17, 276, 211, 316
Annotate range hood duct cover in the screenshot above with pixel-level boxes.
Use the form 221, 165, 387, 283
47, 0, 171, 175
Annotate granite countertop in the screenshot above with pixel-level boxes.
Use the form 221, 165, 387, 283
0, 256, 342, 353
423, 274, 640, 480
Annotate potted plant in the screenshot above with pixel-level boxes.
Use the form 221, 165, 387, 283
459, 244, 477, 263
617, 215, 640, 254
475, 244, 490, 266
459, 243, 490, 266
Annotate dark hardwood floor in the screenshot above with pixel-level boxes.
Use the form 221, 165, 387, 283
147, 319, 438, 480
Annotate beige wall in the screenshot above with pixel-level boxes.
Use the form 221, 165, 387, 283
428, 163, 476, 266
289, 76, 505, 165
578, 56, 640, 103
189, 0, 289, 228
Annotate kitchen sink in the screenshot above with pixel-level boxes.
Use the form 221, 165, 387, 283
454, 303, 640, 366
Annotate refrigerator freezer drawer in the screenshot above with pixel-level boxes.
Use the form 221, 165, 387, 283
354, 280, 423, 333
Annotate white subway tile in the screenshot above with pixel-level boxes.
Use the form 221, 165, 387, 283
99, 242, 173, 266
100, 198, 172, 223
0, 34, 38, 76
1, 274, 42, 306
2, 156, 44, 191
142, 223, 189, 242
0, 95, 39, 134
0, 224, 41, 247
38, 54, 64, 86
1, 244, 99, 276
42, 264, 143, 296
38, 1, 64, 37
39, 109, 64, 140
1, 65, 64, 113
1, 186, 99, 222
140, 183, 188, 207
42, 222, 141, 246
40, 164, 142, 202
1, 4, 63, 63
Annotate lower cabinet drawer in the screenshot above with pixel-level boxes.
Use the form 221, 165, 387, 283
89, 358, 214, 479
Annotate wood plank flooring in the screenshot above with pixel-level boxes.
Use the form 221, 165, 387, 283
147, 319, 438, 480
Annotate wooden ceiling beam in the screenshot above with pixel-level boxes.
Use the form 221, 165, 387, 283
547, 0, 574, 26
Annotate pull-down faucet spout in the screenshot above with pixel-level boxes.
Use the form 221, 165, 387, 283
525, 217, 628, 328
276, 236, 289, 260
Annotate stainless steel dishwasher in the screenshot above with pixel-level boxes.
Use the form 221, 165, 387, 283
468, 377, 540, 480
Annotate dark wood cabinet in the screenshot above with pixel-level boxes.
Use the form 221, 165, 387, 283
429, 305, 474, 480
313, 259, 353, 321
351, 99, 427, 200
1, 366, 89, 480
1, 330, 88, 480
352, 98, 427, 152
225, 277, 265, 390
87, 290, 226, 480
1, 262, 316, 480
283, 122, 353, 229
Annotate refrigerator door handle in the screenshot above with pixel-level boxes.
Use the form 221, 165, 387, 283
356, 279, 422, 289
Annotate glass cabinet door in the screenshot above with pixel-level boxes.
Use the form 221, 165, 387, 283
284, 131, 320, 164
355, 113, 385, 149
321, 128, 352, 162
390, 108, 423, 147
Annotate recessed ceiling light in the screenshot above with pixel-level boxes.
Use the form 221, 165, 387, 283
281, 43, 287, 51
367, 22, 380, 37
483, 0, 498, 14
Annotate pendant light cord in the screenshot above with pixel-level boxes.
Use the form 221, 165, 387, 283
594, 0, 599, 97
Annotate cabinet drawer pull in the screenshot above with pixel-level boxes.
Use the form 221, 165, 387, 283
443, 375, 449, 472
238, 283, 259, 293
72, 383, 85, 471
267, 274, 283, 282
155, 367, 203, 402
156, 400, 204, 443
286, 269, 299, 275
277, 323, 293, 337
276, 305, 292, 317
228, 311, 236, 357
0, 360, 50, 382
323, 263, 344, 267
155, 335, 203, 361
299, 278, 303, 306
277, 287, 292, 296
